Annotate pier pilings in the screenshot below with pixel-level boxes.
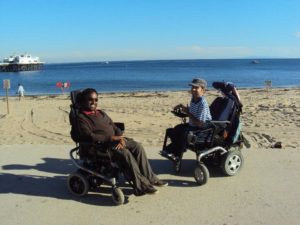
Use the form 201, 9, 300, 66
0, 63, 43, 72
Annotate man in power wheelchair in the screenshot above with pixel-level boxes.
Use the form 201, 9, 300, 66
161, 79, 247, 185
67, 88, 167, 205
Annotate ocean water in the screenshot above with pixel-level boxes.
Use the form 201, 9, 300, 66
1, 58, 300, 96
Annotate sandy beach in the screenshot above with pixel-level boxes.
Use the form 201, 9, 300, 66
0, 87, 300, 225
0, 87, 299, 148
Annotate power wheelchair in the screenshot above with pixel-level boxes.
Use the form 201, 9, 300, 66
161, 81, 248, 185
67, 89, 126, 205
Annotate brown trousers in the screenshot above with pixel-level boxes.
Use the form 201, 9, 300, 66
111, 138, 158, 194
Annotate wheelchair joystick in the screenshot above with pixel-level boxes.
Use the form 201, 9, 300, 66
171, 104, 188, 123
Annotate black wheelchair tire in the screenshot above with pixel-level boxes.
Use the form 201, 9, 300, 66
67, 172, 90, 196
194, 163, 209, 185
112, 187, 125, 205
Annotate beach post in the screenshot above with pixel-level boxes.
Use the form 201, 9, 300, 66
3, 79, 10, 114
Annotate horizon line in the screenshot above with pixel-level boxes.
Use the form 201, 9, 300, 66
44, 57, 300, 65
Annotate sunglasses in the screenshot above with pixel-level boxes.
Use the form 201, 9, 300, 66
88, 98, 98, 102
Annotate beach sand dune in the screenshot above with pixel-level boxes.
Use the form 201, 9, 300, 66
0, 88, 299, 149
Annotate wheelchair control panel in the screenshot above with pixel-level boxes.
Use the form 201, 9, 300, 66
171, 104, 188, 118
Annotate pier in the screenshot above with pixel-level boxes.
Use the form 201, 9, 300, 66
0, 63, 43, 72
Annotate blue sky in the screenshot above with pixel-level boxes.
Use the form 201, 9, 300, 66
1, 0, 300, 63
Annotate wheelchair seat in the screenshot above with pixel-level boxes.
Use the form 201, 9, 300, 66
188, 83, 243, 149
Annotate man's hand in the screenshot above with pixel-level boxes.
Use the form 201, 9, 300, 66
111, 136, 126, 150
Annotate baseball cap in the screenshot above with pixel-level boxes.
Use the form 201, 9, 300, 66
188, 78, 207, 88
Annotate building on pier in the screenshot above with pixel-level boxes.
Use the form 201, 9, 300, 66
0, 54, 44, 72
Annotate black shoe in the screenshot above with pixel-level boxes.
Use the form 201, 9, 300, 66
160, 150, 177, 162
134, 190, 146, 196
152, 179, 168, 187
144, 185, 159, 195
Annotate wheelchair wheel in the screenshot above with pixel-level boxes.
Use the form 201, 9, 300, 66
67, 172, 90, 196
194, 163, 209, 185
221, 150, 244, 176
112, 187, 125, 205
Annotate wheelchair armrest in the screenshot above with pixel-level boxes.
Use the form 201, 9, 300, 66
209, 120, 230, 129
78, 141, 109, 150
78, 141, 113, 157
78, 141, 98, 146
210, 120, 230, 124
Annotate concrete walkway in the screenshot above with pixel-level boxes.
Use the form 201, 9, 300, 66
0, 145, 299, 225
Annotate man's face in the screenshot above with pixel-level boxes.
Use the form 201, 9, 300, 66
191, 85, 205, 98
83, 92, 98, 111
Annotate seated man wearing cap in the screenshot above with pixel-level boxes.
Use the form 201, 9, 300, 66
161, 78, 212, 165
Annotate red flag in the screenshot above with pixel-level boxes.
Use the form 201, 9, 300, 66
56, 82, 62, 88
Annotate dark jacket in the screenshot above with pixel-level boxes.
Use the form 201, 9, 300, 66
77, 110, 123, 143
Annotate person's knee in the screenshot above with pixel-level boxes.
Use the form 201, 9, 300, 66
131, 141, 147, 157
166, 128, 174, 137
127, 138, 143, 149
135, 141, 143, 149
113, 148, 131, 162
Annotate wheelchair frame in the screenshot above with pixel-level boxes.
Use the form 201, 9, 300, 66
68, 144, 125, 205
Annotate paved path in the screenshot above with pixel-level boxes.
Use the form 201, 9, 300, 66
0, 145, 299, 225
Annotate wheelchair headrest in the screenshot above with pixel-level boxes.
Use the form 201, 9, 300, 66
70, 89, 85, 106
212, 81, 243, 112
212, 81, 235, 95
